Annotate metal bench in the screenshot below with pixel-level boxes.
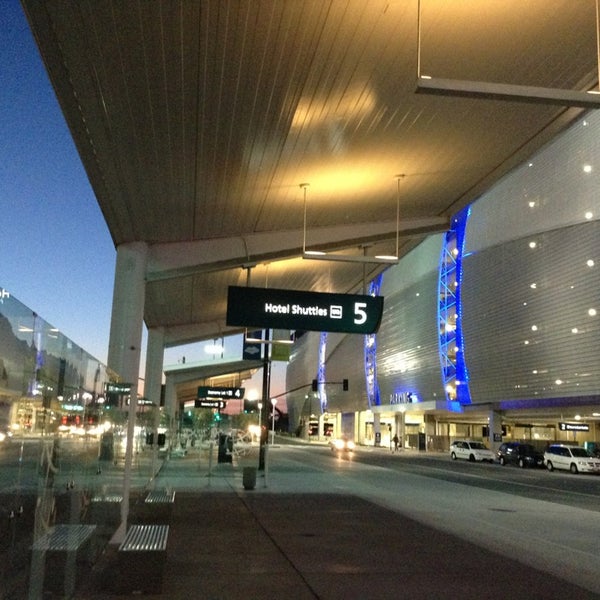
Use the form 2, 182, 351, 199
117, 524, 169, 593
88, 493, 122, 533
133, 489, 175, 523
145, 489, 175, 504
30, 524, 97, 597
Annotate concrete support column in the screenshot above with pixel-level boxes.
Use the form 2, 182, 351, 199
107, 242, 147, 543
164, 376, 178, 434
489, 410, 503, 451
145, 327, 164, 482
395, 411, 405, 449
144, 327, 164, 406
373, 412, 381, 446
318, 414, 325, 441
424, 414, 436, 452
107, 242, 148, 382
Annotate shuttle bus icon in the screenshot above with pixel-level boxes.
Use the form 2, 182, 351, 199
330, 305, 343, 319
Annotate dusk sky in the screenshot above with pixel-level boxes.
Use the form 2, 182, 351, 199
0, 2, 285, 397
1, 2, 115, 363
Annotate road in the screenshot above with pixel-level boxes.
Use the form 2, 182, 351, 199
254, 441, 600, 595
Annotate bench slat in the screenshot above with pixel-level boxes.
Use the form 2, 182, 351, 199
144, 490, 175, 504
32, 524, 96, 552
120, 524, 169, 552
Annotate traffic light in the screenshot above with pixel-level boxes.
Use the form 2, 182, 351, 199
243, 399, 256, 413
343, 379, 349, 391
312, 379, 318, 392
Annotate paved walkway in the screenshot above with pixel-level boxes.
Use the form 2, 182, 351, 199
75, 447, 599, 599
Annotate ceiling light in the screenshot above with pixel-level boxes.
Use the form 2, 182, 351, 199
415, 0, 600, 109
300, 179, 401, 265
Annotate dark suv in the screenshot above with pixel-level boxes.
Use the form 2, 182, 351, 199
497, 442, 543, 468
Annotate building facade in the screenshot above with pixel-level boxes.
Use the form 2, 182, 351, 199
287, 109, 600, 452
0, 288, 113, 435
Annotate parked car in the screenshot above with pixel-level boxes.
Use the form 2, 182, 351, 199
329, 437, 355, 452
544, 444, 600, 474
497, 442, 544, 468
449, 440, 495, 463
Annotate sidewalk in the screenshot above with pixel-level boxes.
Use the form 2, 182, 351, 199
77, 450, 600, 599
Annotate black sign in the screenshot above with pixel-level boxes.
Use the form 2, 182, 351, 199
197, 386, 245, 399
559, 422, 590, 432
226, 286, 383, 334
195, 399, 226, 409
105, 382, 132, 394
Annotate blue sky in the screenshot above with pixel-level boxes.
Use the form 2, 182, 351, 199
1, 2, 116, 363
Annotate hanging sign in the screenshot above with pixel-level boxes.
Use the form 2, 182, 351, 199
226, 286, 383, 334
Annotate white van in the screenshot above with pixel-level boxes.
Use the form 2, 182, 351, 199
544, 444, 600, 474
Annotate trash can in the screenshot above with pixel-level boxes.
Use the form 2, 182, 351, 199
218, 433, 232, 463
99, 432, 114, 461
242, 466, 257, 490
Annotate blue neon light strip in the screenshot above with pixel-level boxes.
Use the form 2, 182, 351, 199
364, 274, 383, 407
453, 206, 471, 404
317, 331, 327, 412
438, 206, 472, 405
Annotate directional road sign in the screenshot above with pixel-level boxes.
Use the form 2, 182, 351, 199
195, 399, 227, 409
197, 386, 245, 399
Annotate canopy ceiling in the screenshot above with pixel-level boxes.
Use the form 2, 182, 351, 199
22, 0, 599, 348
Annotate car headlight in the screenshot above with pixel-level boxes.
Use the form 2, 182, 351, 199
346, 441, 355, 450
334, 439, 345, 450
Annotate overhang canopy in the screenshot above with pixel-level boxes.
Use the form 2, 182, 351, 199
22, 0, 599, 347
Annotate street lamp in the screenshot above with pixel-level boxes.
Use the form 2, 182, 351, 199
271, 398, 277, 443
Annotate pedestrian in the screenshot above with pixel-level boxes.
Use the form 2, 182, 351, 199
392, 434, 399, 452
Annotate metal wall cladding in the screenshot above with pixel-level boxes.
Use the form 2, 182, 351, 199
376, 235, 445, 406
461, 220, 600, 403
322, 333, 367, 413
288, 107, 600, 412
376, 272, 445, 407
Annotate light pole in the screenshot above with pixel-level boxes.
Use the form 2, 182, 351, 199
271, 398, 277, 444
257, 402, 263, 442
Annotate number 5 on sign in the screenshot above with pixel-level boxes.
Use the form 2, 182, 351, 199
354, 302, 367, 325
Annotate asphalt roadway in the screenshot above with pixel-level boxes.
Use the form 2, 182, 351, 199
72, 442, 600, 600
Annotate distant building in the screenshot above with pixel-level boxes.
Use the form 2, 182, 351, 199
0, 289, 113, 434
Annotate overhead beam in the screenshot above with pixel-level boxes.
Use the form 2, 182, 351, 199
146, 216, 449, 282
162, 322, 242, 348
416, 77, 600, 109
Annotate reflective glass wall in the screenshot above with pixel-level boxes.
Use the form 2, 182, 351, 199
0, 287, 164, 597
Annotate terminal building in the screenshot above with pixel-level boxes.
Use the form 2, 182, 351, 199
286, 109, 600, 452
5, 3, 600, 595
